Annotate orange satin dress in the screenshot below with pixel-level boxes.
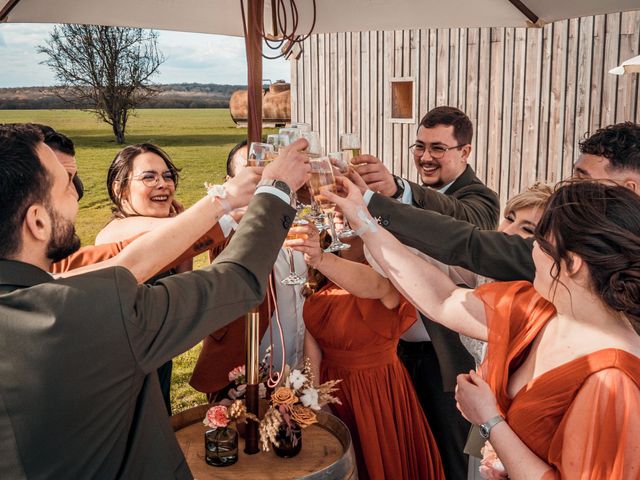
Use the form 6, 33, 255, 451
476, 281, 640, 480
303, 283, 444, 480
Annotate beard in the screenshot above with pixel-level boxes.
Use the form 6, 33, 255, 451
45, 204, 81, 263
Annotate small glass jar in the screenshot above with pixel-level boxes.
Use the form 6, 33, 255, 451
205, 427, 238, 467
273, 422, 302, 458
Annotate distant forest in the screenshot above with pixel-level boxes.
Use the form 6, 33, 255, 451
0, 83, 245, 109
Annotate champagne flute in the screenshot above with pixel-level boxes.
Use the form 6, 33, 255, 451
328, 151, 357, 239
282, 210, 308, 285
301, 131, 327, 231
340, 133, 361, 166
279, 127, 301, 145
248, 142, 275, 166
308, 157, 350, 252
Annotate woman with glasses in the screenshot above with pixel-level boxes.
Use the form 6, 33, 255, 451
96, 143, 188, 415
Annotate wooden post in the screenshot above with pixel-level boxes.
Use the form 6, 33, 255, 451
244, 0, 264, 455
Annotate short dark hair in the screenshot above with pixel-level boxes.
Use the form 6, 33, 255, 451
579, 122, 640, 173
33, 124, 76, 156
419, 106, 473, 145
536, 180, 640, 334
0, 124, 52, 259
106, 143, 180, 218
226, 140, 248, 178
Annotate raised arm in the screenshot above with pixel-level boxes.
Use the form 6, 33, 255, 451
286, 224, 400, 309
325, 177, 488, 341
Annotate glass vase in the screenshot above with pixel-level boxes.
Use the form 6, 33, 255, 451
205, 427, 238, 467
273, 422, 302, 458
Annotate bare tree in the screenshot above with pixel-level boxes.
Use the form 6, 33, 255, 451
38, 25, 164, 144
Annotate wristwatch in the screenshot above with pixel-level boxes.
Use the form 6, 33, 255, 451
479, 415, 505, 440
391, 175, 405, 199
257, 179, 292, 197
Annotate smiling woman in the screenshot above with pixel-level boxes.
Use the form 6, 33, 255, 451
96, 142, 191, 416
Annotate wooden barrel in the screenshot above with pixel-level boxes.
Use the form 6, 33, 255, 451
171, 405, 357, 479
229, 81, 291, 126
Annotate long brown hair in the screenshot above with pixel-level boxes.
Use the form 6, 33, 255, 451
535, 180, 640, 334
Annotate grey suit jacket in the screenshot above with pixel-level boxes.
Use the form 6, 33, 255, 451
370, 166, 501, 391
0, 193, 294, 479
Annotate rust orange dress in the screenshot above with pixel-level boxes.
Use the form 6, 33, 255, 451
476, 281, 640, 480
303, 283, 444, 480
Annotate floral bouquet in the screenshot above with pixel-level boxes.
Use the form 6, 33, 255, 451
220, 352, 271, 405
257, 358, 341, 452
479, 441, 508, 479
203, 401, 258, 430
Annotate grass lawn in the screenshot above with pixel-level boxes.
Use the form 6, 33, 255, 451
0, 108, 276, 413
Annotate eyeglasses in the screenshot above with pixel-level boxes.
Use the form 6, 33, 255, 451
132, 171, 176, 188
409, 143, 465, 159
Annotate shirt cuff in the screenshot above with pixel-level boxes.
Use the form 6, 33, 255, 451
218, 214, 237, 238
363, 189, 375, 206
400, 178, 412, 205
255, 185, 291, 205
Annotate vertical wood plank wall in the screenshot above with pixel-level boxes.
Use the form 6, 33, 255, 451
290, 11, 640, 207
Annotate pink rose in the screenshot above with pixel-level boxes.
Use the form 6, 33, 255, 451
203, 405, 230, 429
479, 441, 508, 479
228, 365, 246, 382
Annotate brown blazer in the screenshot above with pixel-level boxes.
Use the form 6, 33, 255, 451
0, 193, 294, 479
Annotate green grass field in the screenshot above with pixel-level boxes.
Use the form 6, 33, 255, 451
0, 108, 275, 413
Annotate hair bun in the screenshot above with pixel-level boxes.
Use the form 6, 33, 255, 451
604, 268, 640, 333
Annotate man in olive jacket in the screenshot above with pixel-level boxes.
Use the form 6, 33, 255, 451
0, 124, 309, 479
355, 107, 499, 480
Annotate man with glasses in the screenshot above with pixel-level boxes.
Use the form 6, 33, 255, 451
353, 106, 499, 480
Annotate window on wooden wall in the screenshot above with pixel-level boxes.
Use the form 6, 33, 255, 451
390, 78, 415, 123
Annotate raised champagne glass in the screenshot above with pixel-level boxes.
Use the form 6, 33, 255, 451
248, 142, 275, 166
282, 209, 308, 285
308, 157, 350, 253
301, 131, 328, 231
340, 133, 361, 166
328, 151, 357, 239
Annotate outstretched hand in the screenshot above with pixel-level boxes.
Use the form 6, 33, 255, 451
284, 222, 323, 268
321, 177, 370, 230
224, 166, 263, 210
263, 138, 311, 192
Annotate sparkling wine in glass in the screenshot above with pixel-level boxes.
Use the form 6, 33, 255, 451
340, 133, 361, 166
327, 151, 356, 239
308, 158, 350, 252
282, 213, 308, 285
247, 142, 275, 166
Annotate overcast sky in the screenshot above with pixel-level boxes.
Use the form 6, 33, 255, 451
0, 23, 291, 87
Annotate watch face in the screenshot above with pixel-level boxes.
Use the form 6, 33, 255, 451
479, 425, 490, 439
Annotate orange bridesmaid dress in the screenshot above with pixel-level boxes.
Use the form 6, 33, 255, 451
475, 281, 640, 480
303, 283, 444, 480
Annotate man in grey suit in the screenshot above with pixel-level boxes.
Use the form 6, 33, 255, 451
0, 124, 309, 479
366, 121, 640, 283
354, 107, 499, 480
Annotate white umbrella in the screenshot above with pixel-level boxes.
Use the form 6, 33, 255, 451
610, 55, 640, 75
2, 0, 640, 33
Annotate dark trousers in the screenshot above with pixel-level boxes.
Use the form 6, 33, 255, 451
157, 360, 173, 416
398, 340, 470, 480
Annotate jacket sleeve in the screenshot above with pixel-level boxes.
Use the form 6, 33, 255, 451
369, 193, 535, 281
117, 193, 295, 373
407, 179, 500, 230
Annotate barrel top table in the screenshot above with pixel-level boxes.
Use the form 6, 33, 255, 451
172, 405, 356, 479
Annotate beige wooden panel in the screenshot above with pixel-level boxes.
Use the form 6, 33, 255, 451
475, 27, 491, 184
617, 11, 639, 123
290, 46, 299, 123
536, 23, 553, 182
309, 35, 319, 132
458, 28, 468, 114
383, 31, 394, 167
487, 28, 505, 194
317, 34, 327, 150
574, 16, 593, 157
436, 29, 450, 106
449, 29, 460, 108
428, 29, 438, 112
361, 31, 371, 156
303, 35, 313, 125
499, 27, 515, 205
589, 15, 606, 133
521, 27, 543, 191
507, 27, 525, 202
393, 30, 403, 174
561, 18, 579, 180
547, 20, 568, 185
466, 28, 480, 172
602, 13, 621, 127
351, 32, 361, 140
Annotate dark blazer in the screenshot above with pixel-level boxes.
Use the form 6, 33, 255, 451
368, 193, 535, 282
0, 193, 294, 479
371, 165, 501, 391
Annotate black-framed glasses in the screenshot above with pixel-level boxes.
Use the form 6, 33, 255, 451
132, 171, 176, 188
409, 143, 465, 159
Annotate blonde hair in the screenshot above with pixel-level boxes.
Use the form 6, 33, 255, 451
504, 182, 553, 217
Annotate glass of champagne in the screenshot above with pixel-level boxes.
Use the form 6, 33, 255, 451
327, 151, 357, 239
301, 131, 327, 231
279, 127, 301, 145
308, 157, 350, 252
291, 122, 312, 132
282, 210, 309, 285
340, 133, 361, 166
248, 142, 275, 166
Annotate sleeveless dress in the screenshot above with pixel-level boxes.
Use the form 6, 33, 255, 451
303, 283, 444, 480
475, 281, 640, 479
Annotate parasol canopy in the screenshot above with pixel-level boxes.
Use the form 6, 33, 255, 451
610, 54, 640, 75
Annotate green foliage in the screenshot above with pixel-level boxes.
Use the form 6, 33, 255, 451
0, 108, 277, 413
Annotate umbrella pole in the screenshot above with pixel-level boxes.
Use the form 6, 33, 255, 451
244, 0, 264, 456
